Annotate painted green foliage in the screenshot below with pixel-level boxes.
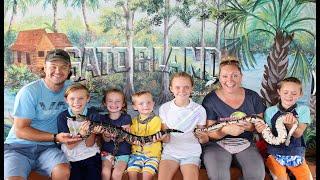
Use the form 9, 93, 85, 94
221, 0, 315, 105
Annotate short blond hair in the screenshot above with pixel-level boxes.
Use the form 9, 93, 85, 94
132, 91, 153, 105
64, 83, 89, 98
278, 77, 302, 93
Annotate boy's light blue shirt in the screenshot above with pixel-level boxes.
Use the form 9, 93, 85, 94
5, 79, 71, 145
264, 104, 311, 126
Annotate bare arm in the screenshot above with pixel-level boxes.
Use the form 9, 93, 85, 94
291, 123, 307, 138
206, 119, 228, 140
283, 113, 307, 138
15, 118, 56, 141
160, 123, 170, 143
65, 140, 82, 149
85, 134, 96, 147
207, 119, 247, 140
242, 112, 264, 132
81, 121, 96, 147
14, 117, 82, 144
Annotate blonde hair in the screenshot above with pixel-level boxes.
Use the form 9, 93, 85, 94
132, 91, 153, 105
64, 83, 90, 98
102, 88, 127, 112
219, 56, 242, 75
169, 72, 194, 87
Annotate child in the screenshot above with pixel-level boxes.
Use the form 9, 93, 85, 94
127, 91, 162, 180
158, 72, 207, 180
255, 77, 312, 180
57, 83, 102, 180
100, 88, 132, 180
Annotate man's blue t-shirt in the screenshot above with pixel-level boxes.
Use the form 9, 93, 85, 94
101, 113, 132, 156
5, 79, 71, 145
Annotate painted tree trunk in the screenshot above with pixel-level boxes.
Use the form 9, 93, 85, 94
158, 0, 172, 104
81, 0, 91, 33
260, 30, 293, 106
8, 0, 17, 33
200, 10, 205, 79
123, 3, 134, 100
310, 95, 316, 123
215, 0, 221, 51
309, 69, 316, 123
52, 0, 58, 32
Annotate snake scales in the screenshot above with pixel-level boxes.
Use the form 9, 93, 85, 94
194, 115, 298, 146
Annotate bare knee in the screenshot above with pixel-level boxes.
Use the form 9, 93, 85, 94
102, 168, 111, 180
142, 172, 154, 180
111, 169, 124, 180
128, 172, 139, 180
51, 163, 70, 180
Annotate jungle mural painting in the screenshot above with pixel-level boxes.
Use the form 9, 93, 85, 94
4, 0, 316, 158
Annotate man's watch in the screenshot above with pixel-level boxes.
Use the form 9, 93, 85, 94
53, 133, 59, 144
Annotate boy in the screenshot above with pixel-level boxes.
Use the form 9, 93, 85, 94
127, 91, 162, 180
57, 83, 102, 180
255, 77, 312, 180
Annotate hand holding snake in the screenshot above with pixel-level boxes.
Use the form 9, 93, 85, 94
194, 115, 298, 146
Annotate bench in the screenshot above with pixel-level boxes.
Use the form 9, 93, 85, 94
28, 167, 251, 180
29, 165, 316, 180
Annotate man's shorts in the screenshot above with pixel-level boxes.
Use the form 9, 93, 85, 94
101, 151, 130, 165
4, 143, 69, 179
127, 153, 159, 175
161, 153, 201, 166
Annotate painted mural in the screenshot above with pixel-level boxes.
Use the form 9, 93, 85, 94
4, 0, 316, 159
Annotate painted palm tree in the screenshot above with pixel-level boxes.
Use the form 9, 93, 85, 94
5, 0, 30, 33
42, 0, 58, 32
66, 0, 100, 33
221, 0, 315, 106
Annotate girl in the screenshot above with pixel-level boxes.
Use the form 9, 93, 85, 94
158, 72, 207, 180
100, 88, 132, 180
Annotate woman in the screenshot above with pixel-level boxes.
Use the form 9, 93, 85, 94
201, 58, 266, 180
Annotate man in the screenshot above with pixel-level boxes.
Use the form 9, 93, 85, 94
4, 49, 82, 180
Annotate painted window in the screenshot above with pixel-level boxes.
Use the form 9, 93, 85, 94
26, 53, 31, 65
38, 51, 45, 57
17, 51, 21, 63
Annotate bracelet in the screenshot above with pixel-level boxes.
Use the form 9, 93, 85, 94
53, 133, 58, 144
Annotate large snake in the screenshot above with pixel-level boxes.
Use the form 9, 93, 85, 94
70, 115, 184, 145
194, 115, 298, 146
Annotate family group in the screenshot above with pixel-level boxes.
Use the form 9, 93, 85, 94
4, 49, 312, 180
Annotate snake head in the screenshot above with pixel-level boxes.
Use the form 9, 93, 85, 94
69, 114, 88, 122
250, 114, 263, 120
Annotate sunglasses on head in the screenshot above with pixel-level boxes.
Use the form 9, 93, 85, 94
219, 59, 240, 66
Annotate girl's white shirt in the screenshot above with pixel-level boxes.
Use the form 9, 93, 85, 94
159, 99, 207, 158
